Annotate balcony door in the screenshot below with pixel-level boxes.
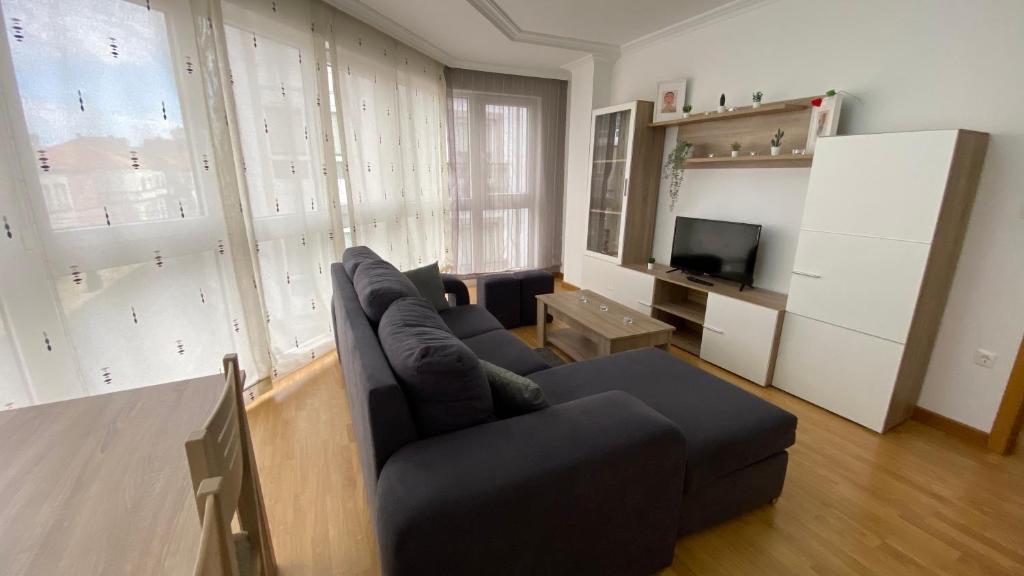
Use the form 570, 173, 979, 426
449, 91, 539, 274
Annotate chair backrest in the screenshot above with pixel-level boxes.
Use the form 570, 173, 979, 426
186, 354, 277, 576
186, 358, 244, 524
193, 477, 238, 576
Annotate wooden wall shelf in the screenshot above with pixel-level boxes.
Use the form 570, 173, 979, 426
655, 95, 822, 165
649, 100, 811, 128
684, 154, 813, 169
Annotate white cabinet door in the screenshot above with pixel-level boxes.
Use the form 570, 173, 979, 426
700, 294, 780, 386
581, 254, 655, 313
773, 313, 903, 432
788, 230, 929, 343
802, 131, 955, 242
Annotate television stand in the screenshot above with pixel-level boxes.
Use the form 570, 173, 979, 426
627, 263, 787, 387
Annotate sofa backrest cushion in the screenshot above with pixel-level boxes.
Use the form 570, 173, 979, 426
342, 245, 381, 279
353, 259, 420, 323
330, 263, 418, 510
379, 297, 495, 437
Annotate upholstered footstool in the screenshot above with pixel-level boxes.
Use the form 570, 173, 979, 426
477, 273, 522, 328
477, 269, 555, 328
514, 269, 554, 326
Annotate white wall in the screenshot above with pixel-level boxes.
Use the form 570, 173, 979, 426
562, 56, 612, 287
562, 0, 1024, 432
650, 128, 809, 292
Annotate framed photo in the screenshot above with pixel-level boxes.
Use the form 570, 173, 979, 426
654, 79, 687, 123
805, 93, 843, 153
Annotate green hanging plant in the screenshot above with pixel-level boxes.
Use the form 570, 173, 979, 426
664, 140, 693, 211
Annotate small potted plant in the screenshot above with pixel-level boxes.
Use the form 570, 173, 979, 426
770, 128, 784, 156
664, 140, 693, 211
731, 142, 742, 157
717, 93, 726, 113
752, 91, 764, 108
682, 103, 692, 118
647, 256, 656, 271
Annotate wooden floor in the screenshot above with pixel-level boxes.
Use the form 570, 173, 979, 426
246, 286, 1024, 576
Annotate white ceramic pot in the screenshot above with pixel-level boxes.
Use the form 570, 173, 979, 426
770, 146, 781, 156
752, 101, 761, 109
682, 112, 690, 118
717, 106, 725, 113
731, 151, 740, 158
647, 262, 655, 270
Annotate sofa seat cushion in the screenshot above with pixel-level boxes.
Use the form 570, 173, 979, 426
529, 347, 797, 493
354, 259, 420, 324
379, 298, 494, 437
462, 330, 550, 376
438, 305, 504, 339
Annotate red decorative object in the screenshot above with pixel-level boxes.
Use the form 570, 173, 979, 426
811, 97, 824, 107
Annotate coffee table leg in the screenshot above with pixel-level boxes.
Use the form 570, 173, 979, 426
658, 330, 672, 351
537, 300, 547, 347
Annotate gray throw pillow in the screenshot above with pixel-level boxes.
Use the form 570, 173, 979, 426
379, 298, 494, 436
353, 259, 419, 323
479, 360, 549, 418
403, 262, 450, 311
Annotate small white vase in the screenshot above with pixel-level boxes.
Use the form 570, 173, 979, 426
717, 106, 725, 113
682, 112, 690, 118
731, 151, 740, 158
647, 262, 655, 270
770, 146, 781, 156
752, 101, 761, 109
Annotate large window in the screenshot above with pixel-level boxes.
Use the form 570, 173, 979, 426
0, 0, 258, 400
449, 92, 536, 273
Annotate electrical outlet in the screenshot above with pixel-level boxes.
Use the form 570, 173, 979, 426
974, 348, 997, 369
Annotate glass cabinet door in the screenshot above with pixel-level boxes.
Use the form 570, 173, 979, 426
586, 108, 632, 258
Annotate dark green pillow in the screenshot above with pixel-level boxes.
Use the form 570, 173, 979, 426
404, 262, 450, 311
479, 360, 549, 418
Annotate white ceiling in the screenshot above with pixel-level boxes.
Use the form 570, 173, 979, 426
328, 0, 739, 78
500, 0, 734, 46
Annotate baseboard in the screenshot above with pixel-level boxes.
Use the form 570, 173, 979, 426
911, 407, 989, 447
561, 280, 581, 291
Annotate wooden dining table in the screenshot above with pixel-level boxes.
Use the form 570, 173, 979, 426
0, 374, 224, 575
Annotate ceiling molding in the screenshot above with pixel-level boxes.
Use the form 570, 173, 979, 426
561, 52, 616, 71
450, 59, 570, 81
325, 0, 569, 79
621, 0, 778, 53
465, 0, 620, 57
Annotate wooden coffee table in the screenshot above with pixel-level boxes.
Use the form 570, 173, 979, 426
537, 289, 674, 361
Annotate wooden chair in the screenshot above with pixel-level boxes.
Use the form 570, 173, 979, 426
186, 354, 277, 576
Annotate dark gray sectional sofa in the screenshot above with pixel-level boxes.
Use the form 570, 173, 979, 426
331, 247, 797, 576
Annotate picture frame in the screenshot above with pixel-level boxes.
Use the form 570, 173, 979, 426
654, 79, 687, 123
805, 93, 843, 153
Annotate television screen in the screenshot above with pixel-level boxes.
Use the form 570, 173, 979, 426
670, 217, 762, 287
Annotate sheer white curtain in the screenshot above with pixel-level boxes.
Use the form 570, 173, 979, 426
0, 0, 267, 406
219, 0, 339, 377
445, 68, 567, 274
332, 11, 450, 272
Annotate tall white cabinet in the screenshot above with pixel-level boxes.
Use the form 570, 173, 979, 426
773, 130, 989, 432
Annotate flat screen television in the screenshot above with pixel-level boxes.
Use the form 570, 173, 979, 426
670, 216, 762, 288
